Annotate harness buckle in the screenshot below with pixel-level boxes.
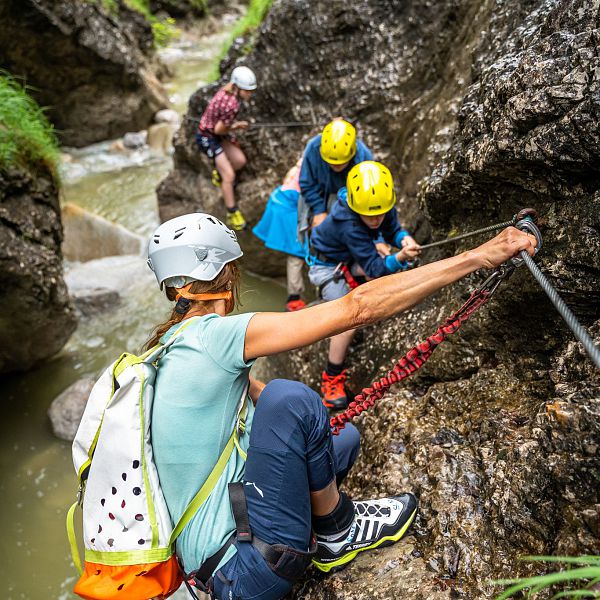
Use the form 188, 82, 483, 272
77, 481, 86, 507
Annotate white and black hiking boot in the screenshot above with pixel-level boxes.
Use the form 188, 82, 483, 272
312, 493, 418, 573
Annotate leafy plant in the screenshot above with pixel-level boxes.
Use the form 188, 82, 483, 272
0, 73, 60, 177
494, 556, 600, 599
209, 0, 273, 81
151, 17, 180, 47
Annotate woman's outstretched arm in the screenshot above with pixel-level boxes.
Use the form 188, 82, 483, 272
244, 227, 537, 361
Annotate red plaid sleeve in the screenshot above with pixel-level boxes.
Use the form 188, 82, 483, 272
199, 89, 241, 132
215, 92, 240, 127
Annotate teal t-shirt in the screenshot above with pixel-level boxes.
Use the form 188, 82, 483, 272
151, 312, 255, 574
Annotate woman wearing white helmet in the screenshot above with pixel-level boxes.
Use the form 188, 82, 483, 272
196, 66, 257, 232
146, 212, 537, 600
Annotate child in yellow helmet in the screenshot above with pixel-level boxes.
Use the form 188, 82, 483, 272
309, 161, 421, 409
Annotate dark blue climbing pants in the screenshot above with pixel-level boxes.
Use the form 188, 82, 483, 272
212, 379, 360, 600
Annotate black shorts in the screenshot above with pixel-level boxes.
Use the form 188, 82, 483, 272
195, 132, 223, 159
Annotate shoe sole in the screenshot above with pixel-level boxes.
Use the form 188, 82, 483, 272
322, 399, 349, 410
312, 506, 417, 573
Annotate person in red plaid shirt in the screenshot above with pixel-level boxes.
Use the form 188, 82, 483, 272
196, 66, 257, 231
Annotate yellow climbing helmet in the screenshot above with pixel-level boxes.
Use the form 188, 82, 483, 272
346, 161, 396, 216
320, 119, 357, 165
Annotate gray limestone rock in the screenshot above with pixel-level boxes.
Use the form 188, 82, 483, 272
0, 166, 77, 374
0, 0, 169, 147
48, 377, 95, 441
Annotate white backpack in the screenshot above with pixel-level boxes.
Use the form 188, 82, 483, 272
66, 318, 248, 600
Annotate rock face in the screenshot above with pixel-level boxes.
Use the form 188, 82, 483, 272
0, 166, 77, 374
0, 0, 169, 147
158, 0, 600, 597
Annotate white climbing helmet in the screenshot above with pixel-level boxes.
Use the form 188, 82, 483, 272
147, 213, 243, 289
230, 66, 257, 91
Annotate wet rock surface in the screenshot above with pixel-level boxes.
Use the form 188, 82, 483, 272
48, 377, 96, 441
0, 0, 169, 147
158, 0, 600, 597
0, 167, 77, 374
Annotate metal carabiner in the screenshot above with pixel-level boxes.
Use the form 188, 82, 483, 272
479, 264, 515, 297
511, 217, 542, 268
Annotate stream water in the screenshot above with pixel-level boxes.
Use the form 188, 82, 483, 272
0, 17, 285, 600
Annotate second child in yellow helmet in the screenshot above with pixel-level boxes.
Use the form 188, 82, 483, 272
309, 161, 421, 409
299, 119, 373, 228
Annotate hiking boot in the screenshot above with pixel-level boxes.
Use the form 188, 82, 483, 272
211, 169, 221, 187
313, 493, 418, 573
226, 209, 247, 231
321, 370, 349, 410
285, 298, 306, 312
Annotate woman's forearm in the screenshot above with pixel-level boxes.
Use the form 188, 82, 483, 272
244, 227, 537, 361
245, 250, 483, 360
351, 249, 481, 326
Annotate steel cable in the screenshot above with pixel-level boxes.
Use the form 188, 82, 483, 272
419, 219, 516, 250
519, 251, 600, 369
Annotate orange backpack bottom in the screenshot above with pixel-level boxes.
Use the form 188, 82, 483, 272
73, 555, 183, 600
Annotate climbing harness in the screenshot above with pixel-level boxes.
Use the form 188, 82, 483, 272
185, 482, 316, 599
330, 208, 599, 434
334, 263, 360, 290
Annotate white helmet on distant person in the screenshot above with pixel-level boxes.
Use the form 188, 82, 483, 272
147, 213, 243, 289
230, 66, 257, 91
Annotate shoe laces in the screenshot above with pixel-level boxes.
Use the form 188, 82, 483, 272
322, 370, 347, 396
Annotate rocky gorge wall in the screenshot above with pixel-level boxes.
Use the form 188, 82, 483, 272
0, 165, 77, 374
0, 0, 169, 147
158, 0, 599, 597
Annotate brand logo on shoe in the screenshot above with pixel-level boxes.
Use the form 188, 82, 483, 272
350, 542, 372, 550
346, 523, 357, 543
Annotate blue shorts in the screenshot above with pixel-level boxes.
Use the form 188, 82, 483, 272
196, 132, 223, 159
213, 379, 360, 600
308, 264, 350, 301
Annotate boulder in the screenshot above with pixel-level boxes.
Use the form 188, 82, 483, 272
48, 377, 95, 441
70, 287, 121, 318
0, 166, 77, 374
62, 203, 144, 262
0, 0, 169, 147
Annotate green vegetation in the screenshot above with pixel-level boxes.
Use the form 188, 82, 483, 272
208, 0, 273, 81
124, 0, 180, 47
87, 0, 180, 47
0, 73, 60, 177
494, 556, 600, 599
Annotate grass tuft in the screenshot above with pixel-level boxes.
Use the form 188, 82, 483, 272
0, 73, 60, 177
493, 556, 600, 599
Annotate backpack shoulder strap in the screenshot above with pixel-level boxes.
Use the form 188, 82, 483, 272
113, 317, 202, 380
